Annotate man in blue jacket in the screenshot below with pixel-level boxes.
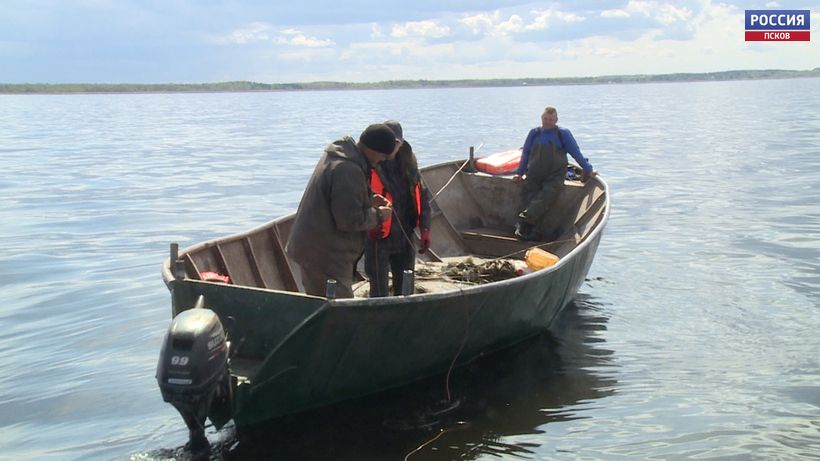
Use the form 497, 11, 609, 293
513, 106, 595, 241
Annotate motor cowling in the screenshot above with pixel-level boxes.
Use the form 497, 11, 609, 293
156, 297, 231, 456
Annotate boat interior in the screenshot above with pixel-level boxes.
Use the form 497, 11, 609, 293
173, 161, 607, 297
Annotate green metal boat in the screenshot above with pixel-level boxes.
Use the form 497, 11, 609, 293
155, 158, 609, 454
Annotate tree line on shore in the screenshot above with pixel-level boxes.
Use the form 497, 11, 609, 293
2, 68, 818, 94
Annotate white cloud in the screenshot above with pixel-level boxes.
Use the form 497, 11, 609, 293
496, 14, 525, 35
275, 29, 334, 47
370, 23, 384, 39
391, 20, 450, 39
655, 4, 693, 25
211, 24, 333, 47
623, 1, 693, 25
526, 8, 585, 31
459, 12, 525, 37
626, 0, 654, 17
460, 12, 495, 34
216, 22, 272, 44
460, 8, 584, 37
601, 9, 631, 19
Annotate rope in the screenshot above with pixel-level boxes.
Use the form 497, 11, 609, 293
430, 158, 470, 203
431, 144, 485, 204
403, 429, 447, 461
489, 236, 578, 261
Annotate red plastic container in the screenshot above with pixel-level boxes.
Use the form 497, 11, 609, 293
475, 149, 522, 175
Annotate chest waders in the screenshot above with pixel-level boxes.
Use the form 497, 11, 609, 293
519, 140, 567, 239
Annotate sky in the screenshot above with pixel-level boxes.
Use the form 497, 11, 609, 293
1, 0, 818, 84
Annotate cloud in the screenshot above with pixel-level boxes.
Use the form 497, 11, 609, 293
626, 0, 654, 17
601, 9, 631, 19
391, 20, 450, 38
460, 7, 589, 39
370, 23, 384, 39
496, 14, 525, 35
215, 22, 272, 44
526, 8, 586, 31
654, 4, 693, 25
459, 12, 527, 37
460, 12, 495, 35
276, 29, 335, 47
211, 23, 333, 48
624, 1, 693, 25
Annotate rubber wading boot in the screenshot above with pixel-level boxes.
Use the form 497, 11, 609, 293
515, 220, 538, 241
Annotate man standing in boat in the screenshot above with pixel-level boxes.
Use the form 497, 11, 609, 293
286, 124, 399, 298
364, 120, 432, 297
513, 106, 595, 241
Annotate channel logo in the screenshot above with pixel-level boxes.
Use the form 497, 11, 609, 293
745, 10, 811, 41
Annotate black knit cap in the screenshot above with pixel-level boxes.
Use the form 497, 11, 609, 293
359, 123, 398, 156
383, 119, 403, 141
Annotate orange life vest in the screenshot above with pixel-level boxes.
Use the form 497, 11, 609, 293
369, 169, 422, 239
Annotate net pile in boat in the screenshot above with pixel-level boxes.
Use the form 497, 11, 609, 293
416, 256, 520, 284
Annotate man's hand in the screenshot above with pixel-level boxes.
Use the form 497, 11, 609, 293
581, 169, 597, 183
419, 228, 431, 254
377, 205, 392, 222
372, 193, 391, 207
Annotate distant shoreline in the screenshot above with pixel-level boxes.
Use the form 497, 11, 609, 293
2, 68, 818, 94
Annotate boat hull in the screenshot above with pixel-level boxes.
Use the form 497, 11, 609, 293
167, 227, 602, 427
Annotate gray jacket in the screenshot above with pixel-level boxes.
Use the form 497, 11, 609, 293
286, 136, 380, 278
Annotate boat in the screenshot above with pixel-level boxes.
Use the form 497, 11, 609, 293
155, 153, 610, 455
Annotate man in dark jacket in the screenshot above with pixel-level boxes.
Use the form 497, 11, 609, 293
364, 120, 432, 297
286, 124, 398, 298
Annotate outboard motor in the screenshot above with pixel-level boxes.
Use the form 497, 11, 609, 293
156, 296, 231, 457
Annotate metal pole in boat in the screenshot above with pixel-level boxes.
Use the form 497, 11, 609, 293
402, 270, 414, 295
170, 242, 179, 278
326, 279, 337, 299
467, 146, 475, 172
169, 242, 184, 316
170, 242, 185, 280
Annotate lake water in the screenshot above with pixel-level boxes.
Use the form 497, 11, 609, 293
1, 78, 818, 461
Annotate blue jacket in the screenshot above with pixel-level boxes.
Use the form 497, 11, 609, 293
515, 127, 593, 175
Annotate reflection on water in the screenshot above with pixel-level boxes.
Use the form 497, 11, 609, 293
139, 295, 614, 461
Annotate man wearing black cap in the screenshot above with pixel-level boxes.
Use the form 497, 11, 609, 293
286, 124, 400, 298
364, 120, 432, 297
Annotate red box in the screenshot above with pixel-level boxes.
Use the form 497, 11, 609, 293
475, 149, 522, 175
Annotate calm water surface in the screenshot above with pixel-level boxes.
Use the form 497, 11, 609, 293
0, 79, 818, 460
